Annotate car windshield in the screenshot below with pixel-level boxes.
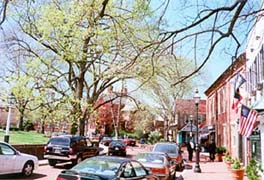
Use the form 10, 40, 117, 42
48, 137, 70, 146
153, 144, 178, 155
110, 140, 124, 145
135, 153, 165, 164
72, 158, 120, 178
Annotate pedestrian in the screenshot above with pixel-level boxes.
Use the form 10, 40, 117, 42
208, 140, 216, 162
186, 140, 193, 162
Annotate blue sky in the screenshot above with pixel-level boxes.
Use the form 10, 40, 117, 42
150, 0, 258, 96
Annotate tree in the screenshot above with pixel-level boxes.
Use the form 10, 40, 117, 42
138, 53, 195, 140
5, 0, 160, 135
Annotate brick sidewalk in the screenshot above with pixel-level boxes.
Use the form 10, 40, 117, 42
180, 148, 249, 180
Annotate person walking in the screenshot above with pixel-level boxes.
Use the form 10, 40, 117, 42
186, 140, 194, 162
208, 140, 216, 162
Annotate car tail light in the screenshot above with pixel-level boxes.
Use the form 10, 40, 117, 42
151, 167, 166, 174
56, 177, 66, 180
175, 156, 181, 162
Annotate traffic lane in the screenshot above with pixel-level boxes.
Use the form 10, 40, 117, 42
0, 163, 72, 180
0, 145, 151, 179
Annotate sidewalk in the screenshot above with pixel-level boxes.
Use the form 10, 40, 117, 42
180, 148, 249, 180
180, 161, 248, 180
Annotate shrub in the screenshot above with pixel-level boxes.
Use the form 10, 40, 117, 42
147, 131, 162, 144
231, 158, 243, 169
246, 159, 263, 180
216, 146, 226, 154
224, 152, 233, 162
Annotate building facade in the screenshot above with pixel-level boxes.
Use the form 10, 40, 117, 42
245, 1, 264, 176
174, 99, 206, 145
204, 54, 246, 159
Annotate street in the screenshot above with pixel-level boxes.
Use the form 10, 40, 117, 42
0, 145, 165, 180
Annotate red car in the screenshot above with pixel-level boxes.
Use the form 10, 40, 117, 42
123, 138, 136, 146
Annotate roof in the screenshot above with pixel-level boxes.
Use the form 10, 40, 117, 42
179, 123, 198, 132
92, 155, 133, 163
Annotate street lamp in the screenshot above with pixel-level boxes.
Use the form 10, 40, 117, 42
4, 93, 16, 143
193, 88, 201, 173
189, 115, 193, 139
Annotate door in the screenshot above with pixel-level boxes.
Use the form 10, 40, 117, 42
0, 143, 17, 174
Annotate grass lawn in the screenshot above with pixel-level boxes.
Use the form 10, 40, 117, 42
0, 129, 49, 145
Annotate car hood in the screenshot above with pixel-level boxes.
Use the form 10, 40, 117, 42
20, 152, 38, 160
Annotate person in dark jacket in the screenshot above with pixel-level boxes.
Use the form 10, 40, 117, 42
208, 140, 216, 162
186, 140, 194, 162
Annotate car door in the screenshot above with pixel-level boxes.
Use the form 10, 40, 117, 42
83, 138, 98, 158
0, 143, 17, 174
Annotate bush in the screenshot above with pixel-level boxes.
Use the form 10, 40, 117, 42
224, 153, 233, 162
147, 131, 162, 144
216, 146, 226, 154
231, 158, 243, 169
246, 159, 263, 180
23, 120, 35, 131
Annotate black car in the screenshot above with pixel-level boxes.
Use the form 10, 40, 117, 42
100, 136, 113, 146
56, 156, 158, 180
44, 135, 100, 166
108, 140, 126, 157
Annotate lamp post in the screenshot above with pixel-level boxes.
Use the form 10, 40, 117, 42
193, 89, 201, 173
189, 115, 193, 139
4, 93, 16, 143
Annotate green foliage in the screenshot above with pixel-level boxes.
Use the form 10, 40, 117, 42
246, 159, 263, 180
224, 153, 233, 162
23, 120, 35, 131
147, 131, 162, 144
231, 158, 243, 170
0, 130, 49, 144
216, 146, 226, 154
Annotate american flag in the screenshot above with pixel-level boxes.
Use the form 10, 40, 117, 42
232, 73, 246, 113
239, 105, 258, 137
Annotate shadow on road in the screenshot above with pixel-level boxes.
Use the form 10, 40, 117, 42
0, 173, 46, 180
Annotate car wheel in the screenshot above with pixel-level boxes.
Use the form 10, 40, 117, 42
48, 159, 57, 166
22, 161, 34, 177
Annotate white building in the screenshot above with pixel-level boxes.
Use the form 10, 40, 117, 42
245, 1, 264, 179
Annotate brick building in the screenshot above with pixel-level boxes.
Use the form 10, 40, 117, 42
204, 53, 246, 159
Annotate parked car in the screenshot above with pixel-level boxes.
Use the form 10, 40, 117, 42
0, 141, 39, 177
134, 152, 176, 180
100, 136, 113, 146
152, 142, 184, 171
44, 135, 100, 166
123, 138, 136, 146
108, 139, 127, 157
56, 156, 159, 180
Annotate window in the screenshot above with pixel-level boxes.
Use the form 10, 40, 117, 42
122, 163, 135, 178
131, 161, 147, 176
0, 144, 15, 155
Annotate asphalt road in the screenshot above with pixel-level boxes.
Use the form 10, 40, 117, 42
0, 145, 184, 180
0, 145, 146, 180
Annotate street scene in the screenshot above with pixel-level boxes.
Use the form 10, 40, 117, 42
0, 0, 264, 180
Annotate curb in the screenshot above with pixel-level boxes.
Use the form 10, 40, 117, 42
39, 160, 48, 166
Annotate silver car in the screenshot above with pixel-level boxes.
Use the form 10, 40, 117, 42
134, 152, 176, 180
0, 141, 39, 176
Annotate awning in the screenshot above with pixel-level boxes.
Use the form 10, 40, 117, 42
179, 123, 197, 132
199, 132, 210, 139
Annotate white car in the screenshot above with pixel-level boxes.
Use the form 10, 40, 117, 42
0, 141, 39, 176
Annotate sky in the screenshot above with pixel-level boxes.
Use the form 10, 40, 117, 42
0, 0, 260, 103
150, 0, 259, 97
